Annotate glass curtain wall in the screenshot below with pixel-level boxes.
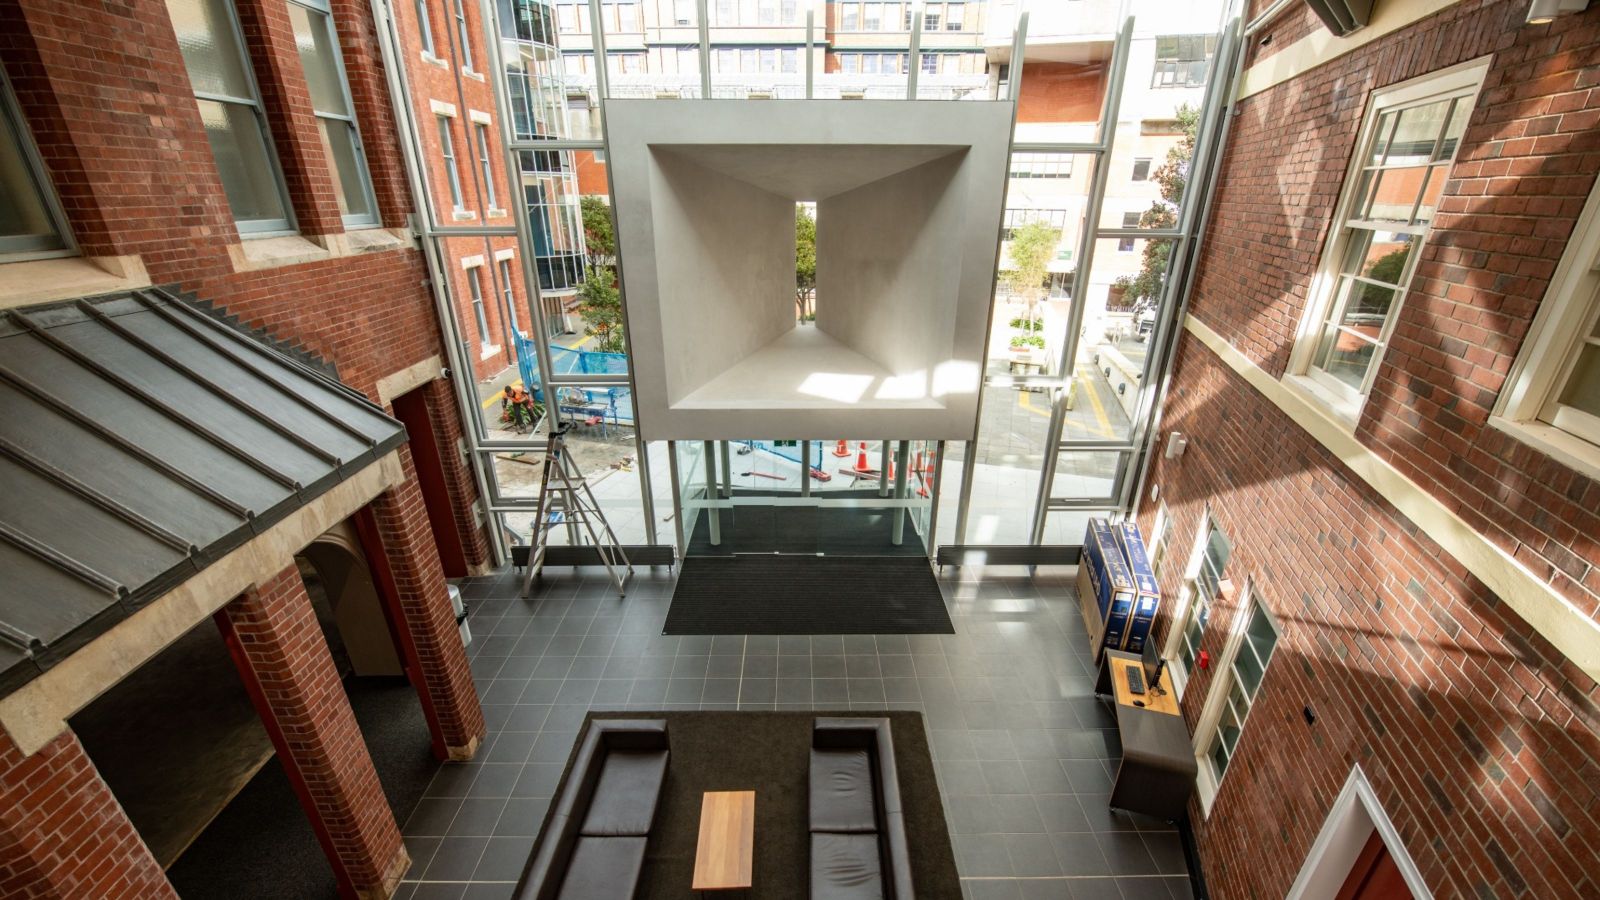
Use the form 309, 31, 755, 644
413, 0, 1240, 564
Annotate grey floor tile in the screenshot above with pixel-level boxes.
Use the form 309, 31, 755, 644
1006, 832, 1063, 877
421, 836, 489, 881
1094, 830, 1160, 876
1051, 832, 1111, 876
471, 836, 535, 882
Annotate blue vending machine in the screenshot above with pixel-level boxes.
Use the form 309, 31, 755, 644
1114, 520, 1162, 653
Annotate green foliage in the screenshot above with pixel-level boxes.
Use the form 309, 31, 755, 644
1009, 334, 1045, 349
580, 195, 615, 263
1009, 317, 1043, 333
1003, 220, 1060, 302
1115, 104, 1199, 306
795, 205, 817, 316
577, 264, 626, 354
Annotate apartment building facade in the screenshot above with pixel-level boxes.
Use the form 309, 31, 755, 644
0, 0, 490, 894
1137, 0, 1600, 895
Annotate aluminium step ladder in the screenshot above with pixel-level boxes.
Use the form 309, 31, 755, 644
520, 421, 633, 598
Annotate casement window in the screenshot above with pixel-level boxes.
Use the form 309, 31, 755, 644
288, 0, 379, 227
0, 71, 70, 258
1166, 515, 1231, 692
1151, 35, 1215, 88
1290, 60, 1488, 417
415, 0, 437, 54
1131, 157, 1152, 182
842, 4, 858, 29
920, 54, 939, 75
474, 123, 497, 210
946, 2, 964, 31
437, 115, 465, 211
167, 0, 295, 234
1195, 590, 1280, 808
1494, 168, 1600, 478
466, 264, 489, 341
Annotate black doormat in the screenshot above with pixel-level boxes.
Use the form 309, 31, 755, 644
664, 555, 953, 634
525, 710, 960, 900
686, 489, 927, 557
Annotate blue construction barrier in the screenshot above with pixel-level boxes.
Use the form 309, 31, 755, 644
512, 329, 634, 427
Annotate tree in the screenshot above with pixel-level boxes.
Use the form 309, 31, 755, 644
580, 194, 615, 266
577, 264, 625, 354
1115, 103, 1200, 308
1001, 219, 1061, 335
795, 205, 817, 320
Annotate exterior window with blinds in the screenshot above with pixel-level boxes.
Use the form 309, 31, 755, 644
288, 0, 379, 227
475, 123, 497, 210
467, 265, 489, 341
453, 0, 473, 70
167, 0, 294, 234
498, 258, 518, 332
415, 0, 436, 54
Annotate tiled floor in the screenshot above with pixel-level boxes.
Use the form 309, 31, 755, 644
394, 564, 1196, 900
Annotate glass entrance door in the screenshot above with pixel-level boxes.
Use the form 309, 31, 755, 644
674, 439, 938, 557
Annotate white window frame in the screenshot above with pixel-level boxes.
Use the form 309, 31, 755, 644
1162, 511, 1230, 697
473, 122, 497, 210
464, 262, 490, 343
453, 0, 474, 72
497, 254, 519, 333
415, 0, 437, 56
436, 113, 465, 212
1286, 57, 1490, 423
1491, 172, 1600, 482
0, 69, 73, 259
1147, 502, 1173, 586
1286, 766, 1434, 900
1131, 157, 1151, 182
289, 0, 380, 228
1190, 584, 1279, 813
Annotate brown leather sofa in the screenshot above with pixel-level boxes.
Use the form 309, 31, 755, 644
513, 719, 669, 900
808, 717, 915, 900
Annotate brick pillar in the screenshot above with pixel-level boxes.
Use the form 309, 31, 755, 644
0, 729, 176, 899
360, 452, 486, 760
424, 377, 492, 569
217, 567, 408, 900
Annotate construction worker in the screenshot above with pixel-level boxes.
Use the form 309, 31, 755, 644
501, 383, 537, 434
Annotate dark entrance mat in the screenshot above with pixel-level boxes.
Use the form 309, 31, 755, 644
525, 710, 960, 900
687, 489, 928, 557
663, 556, 954, 635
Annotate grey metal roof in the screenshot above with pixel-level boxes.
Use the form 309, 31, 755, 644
0, 288, 406, 696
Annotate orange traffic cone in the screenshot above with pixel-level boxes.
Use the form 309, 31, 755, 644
912, 451, 925, 474
854, 445, 872, 473
886, 458, 896, 481
832, 439, 850, 457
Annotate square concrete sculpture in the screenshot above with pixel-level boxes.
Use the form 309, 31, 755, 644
607, 100, 1012, 440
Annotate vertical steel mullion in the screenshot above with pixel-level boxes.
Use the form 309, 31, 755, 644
478, 0, 560, 423
1121, 17, 1240, 515
805, 10, 814, 99
891, 441, 910, 544
926, 440, 945, 561
667, 440, 686, 557
371, 0, 504, 563
801, 440, 812, 497
879, 440, 891, 498
703, 440, 721, 545
698, 0, 712, 97
1030, 15, 1134, 545
906, 6, 923, 100
587, 0, 612, 101
953, 10, 1027, 550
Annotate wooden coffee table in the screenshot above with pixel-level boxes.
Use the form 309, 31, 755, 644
693, 790, 754, 895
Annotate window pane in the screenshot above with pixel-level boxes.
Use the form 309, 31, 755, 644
1246, 606, 1280, 667
319, 120, 371, 220
1313, 320, 1378, 392
1435, 98, 1472, 160
1414, 166, 1448, 224
1344, 230, 1412, 285
1385, 100, 1450, 164
197, 99, 288, 225
1366, 111, 1397, 166
0, 102, 60, 249
1558, 343, 1600, 416
1341, 279, 1397, 330
287, 3, 349, 117
1203, 525, 1231, 573
1361, 165, 1428, 222
167, 0, 254, 100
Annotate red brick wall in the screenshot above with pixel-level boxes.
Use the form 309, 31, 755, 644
368, 458, 487, 757
1190, 0, 1600, 615
0, 730, 177, 899
1016, 61, 1107, 124
220, 566, 408, 897
1243, 1, 1318, 68
1141, 1, 1600, 896
0, 0, 492, 557
423, 376, 493, 568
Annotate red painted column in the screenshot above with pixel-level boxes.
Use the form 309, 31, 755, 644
217, 566, 408, 900
0, 729, 176, 899
362, 449, 486, 760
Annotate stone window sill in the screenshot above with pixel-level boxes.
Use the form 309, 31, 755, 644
487, 208, 509, 220
0, 254, 150, 311
1488, 416, 1600, 485
462, 68, 485, 82
479, 342, 502, 360
452, 210, 478, 222
422, 52, 448, 69
230, 229, 413, 272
